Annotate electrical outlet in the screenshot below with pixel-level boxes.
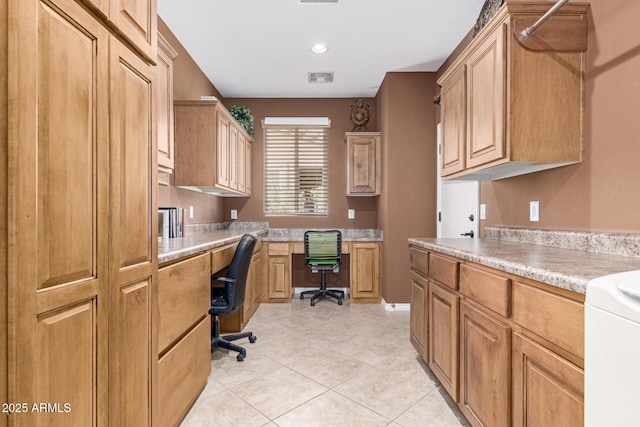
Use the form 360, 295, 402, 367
480, 204, 486, 220
530, 201, 540, 222
348, 209, 355, 219
189, 206, 194, 219
231, 209, 238, 220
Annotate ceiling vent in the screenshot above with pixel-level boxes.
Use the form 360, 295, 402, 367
308, 72, 334, 83
298, 0, 341, 4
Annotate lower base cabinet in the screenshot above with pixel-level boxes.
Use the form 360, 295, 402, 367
512, 333, 584, 427
350, 242, 382, 303
409, 245, 584, 427
428, 281, 460, 401
157, 317, 211, 427
459, 301, 510, 427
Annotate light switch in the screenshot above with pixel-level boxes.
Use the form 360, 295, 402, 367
231, 209, 238, 220
189, 206, 194, 219
348, 209, 355, 219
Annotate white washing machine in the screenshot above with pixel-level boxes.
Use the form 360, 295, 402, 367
585, 270, 640, 426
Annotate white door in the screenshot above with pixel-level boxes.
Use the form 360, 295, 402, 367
436, 123, 479, 238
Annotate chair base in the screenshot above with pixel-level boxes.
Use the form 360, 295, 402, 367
211, 315, 256, 361
300, 288, 344, 306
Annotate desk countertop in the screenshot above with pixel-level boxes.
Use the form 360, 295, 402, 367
409, 238, 640, 295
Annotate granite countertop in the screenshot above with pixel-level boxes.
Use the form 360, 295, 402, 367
158, 228, 268, 265
409, 238, 640, 295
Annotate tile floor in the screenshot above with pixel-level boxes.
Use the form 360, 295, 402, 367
181, 296, 470, 427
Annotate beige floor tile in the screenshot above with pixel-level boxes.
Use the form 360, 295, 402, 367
333, 361, 439, 419
273, 390, 391, 427
394, 387, 470, 427
251, 332, 327, 365
289, 350, 373, 388
180, 390, 269, 427
211, 350, 283, 388
231, 366, 328, 419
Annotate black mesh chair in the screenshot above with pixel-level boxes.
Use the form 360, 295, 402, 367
210, 233, 257, 361
300, 230, 345, 306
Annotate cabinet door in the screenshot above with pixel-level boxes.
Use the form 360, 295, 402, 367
7, 0, 110, 424
346, 133, 380, 195
156, 33, 177, 172
246, 140, 252, 195
217, 112, 231, 188
512, 333, 584, 427
440, 64, 467, 176
350, 243, 381, 302
109, 37, 157, 427
229, 125, 239, 190
109, 0, 157, 62
266, 244, 291, 302
459, 301, 511, 427
467, 21, 506, 169
410, 273, 429, 362
428, 281, 460, 401
237, 133, 247, 193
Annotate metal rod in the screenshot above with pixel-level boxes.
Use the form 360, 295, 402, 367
520, 0, 570, 38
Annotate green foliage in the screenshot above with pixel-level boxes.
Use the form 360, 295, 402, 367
228, 105, 254, 137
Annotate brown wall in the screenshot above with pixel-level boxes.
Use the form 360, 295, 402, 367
377, 73, 438, 303
455, 0, 640, 234
222, 98, 379, 229
158, 18, 226, 224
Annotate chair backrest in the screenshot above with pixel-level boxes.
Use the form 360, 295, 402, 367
304, 230, 341, 268
224, 233, 257, 311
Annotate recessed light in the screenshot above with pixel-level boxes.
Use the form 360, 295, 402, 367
311, 43, 329, 54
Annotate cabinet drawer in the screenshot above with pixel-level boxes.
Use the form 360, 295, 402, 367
460, 263, 511, 317
429, 253, 459, 290
157, 317, 211, 427
268, 242, 290, 256
513, 281, 584, 360
211, 243, 237, 274
410, 247, 429, 277
158, 253, 210, 354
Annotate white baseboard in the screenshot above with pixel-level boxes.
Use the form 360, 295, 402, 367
382, 298, 410, 312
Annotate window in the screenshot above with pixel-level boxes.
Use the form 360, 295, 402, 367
263, 118, 329, 215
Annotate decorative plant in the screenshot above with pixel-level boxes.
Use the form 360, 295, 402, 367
228, 105, 254, 137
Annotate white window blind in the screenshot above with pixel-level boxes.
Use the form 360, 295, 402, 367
264, 122, 329, 215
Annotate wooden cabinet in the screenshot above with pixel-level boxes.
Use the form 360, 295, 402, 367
459, 301, 510, 427
157, 254, 211, 427
6, 0, 157, 425
512, 333, 584, 427
264, 243, 292, 302
344, 132, 381, 195
174, 100, 253, 197
409, 245, 585, 426
437, 2, 589, 181
108, 35, 157, 427
157, 33, 178, 173
428, 280, 460, 401
350, 242, 382, 302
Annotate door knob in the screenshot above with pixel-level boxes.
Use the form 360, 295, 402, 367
461, 230, 474, 238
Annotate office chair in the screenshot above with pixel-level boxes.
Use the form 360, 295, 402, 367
210, 233, 257, 361
300, 230, 345, 306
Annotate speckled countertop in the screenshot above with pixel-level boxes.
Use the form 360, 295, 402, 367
408, 237, 640, 295
158, 228, 268, 265
158, 226, 382, 265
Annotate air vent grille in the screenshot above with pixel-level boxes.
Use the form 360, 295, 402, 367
298, 0, 341, 4
308, 72, 334, 83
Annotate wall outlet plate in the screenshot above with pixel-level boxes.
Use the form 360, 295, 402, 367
530, 201, 540, 222
189, 206, 194, 219
348, 209, 355, 219
480, 204, 486, 220
231, 209, 238, 220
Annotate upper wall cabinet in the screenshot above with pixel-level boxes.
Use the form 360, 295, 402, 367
438, 1, 590, 181
157, 33, 178, 173
80, 0, 158, 62
344, 132, 381, 196
174, 101, 253, 197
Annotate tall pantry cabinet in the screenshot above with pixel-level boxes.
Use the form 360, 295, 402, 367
3, 0, 157, 426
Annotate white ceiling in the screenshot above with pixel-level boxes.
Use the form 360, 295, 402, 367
158, 0, 485, 98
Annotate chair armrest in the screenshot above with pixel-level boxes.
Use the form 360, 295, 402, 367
211, 276, 236, 285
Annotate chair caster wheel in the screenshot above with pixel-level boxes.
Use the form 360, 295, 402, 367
236, 353, 244, 361
300, 294, 304, 300
338, 299, 343, 305
249, 335, 256, 343
311, 300, 316, 306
